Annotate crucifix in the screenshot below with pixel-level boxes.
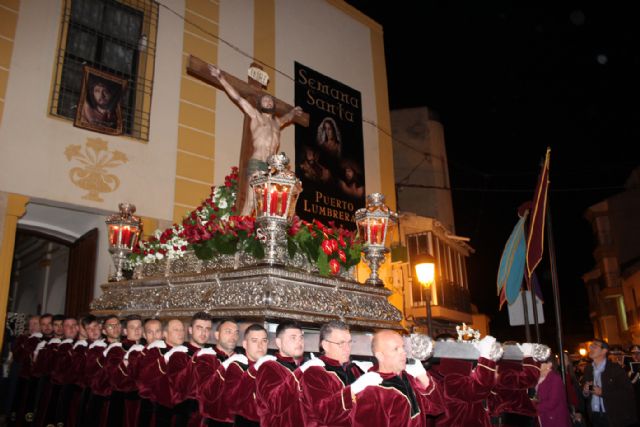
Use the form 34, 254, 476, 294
187, 55, 309, 215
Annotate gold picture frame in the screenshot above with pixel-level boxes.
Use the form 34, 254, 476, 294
74, 66, 127, 136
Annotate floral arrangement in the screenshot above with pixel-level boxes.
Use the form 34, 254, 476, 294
287, 217, 362, 276
128, 167, 362, 276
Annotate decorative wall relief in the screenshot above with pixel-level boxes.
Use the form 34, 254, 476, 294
64, 138, 128, 202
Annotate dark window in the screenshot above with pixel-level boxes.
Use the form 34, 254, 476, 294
50, 0, 158, 140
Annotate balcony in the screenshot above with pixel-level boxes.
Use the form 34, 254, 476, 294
407, 280, 472, 324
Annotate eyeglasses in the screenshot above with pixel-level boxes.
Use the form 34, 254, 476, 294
104, 323, 121, 330
324, 339, 353, 348
589, 343, 602, 349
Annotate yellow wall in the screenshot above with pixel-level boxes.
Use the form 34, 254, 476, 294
0, 193, 28, 347
0, 0, 19, 125
0, 0, 21, 344
174, 0, 220, 223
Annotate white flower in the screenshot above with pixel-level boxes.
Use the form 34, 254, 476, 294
218, 198, 228, 209
155, 252, 164, 260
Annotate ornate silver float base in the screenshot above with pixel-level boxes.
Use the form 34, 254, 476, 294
91, 265, 402, 330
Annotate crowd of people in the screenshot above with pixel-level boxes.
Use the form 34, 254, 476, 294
2, 312, 639, 427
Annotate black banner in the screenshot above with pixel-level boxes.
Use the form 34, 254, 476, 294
294, 62, 365, 230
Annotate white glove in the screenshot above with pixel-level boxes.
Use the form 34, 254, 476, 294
103, 342, 123, 357
61, 338, 74, 345
405, 358, 427, 378
124, 344, 145, 360
351, 371, 383, 395
353, 360, 374, 373
73, 340, 88, 349
164, 345, 188, 363
30, 332, 43, 339
254, 354, 277, 371
89, 339, 107, 349
474, 336, 497, 359
517, 343, 534, 357
300, 357, 325, 372
146, 340, 166, 350
196, 347, 216, 358
222, 354, 249, 370
48, 338, 62, 345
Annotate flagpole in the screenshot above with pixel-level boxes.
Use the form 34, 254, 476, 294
520, 285, 532, 342
528, 273, 541, 343
546, 201, 566, 383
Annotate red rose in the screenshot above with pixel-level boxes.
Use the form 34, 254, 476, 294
329, 259, 340, 275
338, 249, 346, 263
330, 239, 339, 252
321, 239, 333, 255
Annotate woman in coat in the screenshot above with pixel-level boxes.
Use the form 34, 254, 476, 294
535, 357, 572, 427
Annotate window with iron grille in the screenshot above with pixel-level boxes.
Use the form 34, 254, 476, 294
50, 0, 158, 141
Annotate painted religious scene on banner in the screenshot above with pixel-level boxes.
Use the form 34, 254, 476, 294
294, 62, 365, 230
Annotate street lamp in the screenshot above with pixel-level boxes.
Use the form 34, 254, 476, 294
414, 253, 435, 336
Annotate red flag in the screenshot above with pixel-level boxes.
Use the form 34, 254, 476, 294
526, 148, 551, 278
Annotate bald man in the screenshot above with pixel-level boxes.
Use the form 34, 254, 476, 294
351, 330, 445, 427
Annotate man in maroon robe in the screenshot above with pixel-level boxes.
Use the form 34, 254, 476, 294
225, 324, 269, 427
489, 343, 540, 426
131, 318, 162, 427
300, 320, 381, 427
136, 318, 185, 427
49, 316, 79, 427
105, 314, 145, 427
73, 315, 102, 427
164, 312, 216, 427
85, 315, 122, 427
252, 320, 306, 426
192, 317, 240, 426
432, 335, 501, 427
351, 329, 445, 427
32, 314, 65, 426
19, 314, 53, 426
8, 315, 40, 426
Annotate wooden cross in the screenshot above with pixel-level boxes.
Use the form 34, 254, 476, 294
187, 56, 309, 214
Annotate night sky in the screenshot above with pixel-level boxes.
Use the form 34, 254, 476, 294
346, 2, 639, 349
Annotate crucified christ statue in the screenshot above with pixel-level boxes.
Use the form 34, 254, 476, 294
208, 64, 304, 216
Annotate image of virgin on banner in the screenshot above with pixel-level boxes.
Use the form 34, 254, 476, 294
294, 62, 365, 230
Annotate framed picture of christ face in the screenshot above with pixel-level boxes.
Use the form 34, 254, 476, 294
74, 66, 127, 135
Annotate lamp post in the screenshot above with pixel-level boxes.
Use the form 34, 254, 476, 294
106, 202, 141, 281
355, 193, 397, 287
414, 253, 435, 336
250, 152, 302, 266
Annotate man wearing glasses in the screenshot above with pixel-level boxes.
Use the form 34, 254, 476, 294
299, 320, 382, 427
582, 338, 637, 427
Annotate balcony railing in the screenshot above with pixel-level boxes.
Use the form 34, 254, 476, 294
411, 280, 471, 314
